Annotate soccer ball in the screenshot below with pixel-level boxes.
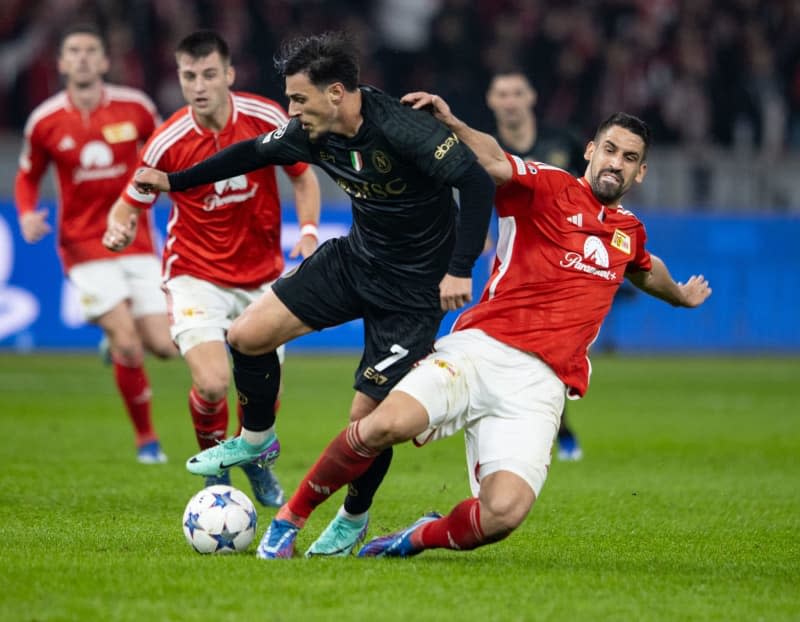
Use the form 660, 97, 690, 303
182, 485, 257, 554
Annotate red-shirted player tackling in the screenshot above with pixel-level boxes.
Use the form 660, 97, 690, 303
104, 32, 320, 507
14, 24, 177, 464
249, 94, 711, 559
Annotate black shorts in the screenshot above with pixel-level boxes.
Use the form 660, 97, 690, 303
272, 238, 445, 401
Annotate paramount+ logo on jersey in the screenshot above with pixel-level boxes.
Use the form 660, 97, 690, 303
434, 133, 459, 160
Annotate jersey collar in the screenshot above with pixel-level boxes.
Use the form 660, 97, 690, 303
577, 176, 624, 223
188, 93, 238, 136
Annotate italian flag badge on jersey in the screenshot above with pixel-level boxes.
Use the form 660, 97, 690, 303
350, 151, 363, 171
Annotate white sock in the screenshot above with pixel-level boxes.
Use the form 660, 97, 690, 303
241, 426, 274, 447
338, 506, 368, 522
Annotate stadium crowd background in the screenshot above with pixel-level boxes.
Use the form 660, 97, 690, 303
2, 0, 800, 210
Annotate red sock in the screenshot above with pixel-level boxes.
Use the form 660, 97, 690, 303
278, 421, 378, 525
412, 498, 488, 551
112, 356, 156, 446
189, 388, 228, 449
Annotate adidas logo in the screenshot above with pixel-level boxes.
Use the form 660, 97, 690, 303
567, 213, 583, 227
57, 135, 76, 151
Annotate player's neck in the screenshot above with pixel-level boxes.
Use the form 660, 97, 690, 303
195, 97, 232, 132
498, 115, 537, 154
332, 89, 363, 138
67, 80, 104, 112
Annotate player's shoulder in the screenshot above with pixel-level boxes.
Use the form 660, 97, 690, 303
142, 107, 195, 164
232, 91, 289, 128
104, 84, 158, 112
362, 86, 443, 146
23, 91, 70, 134
509, 155, 575, 183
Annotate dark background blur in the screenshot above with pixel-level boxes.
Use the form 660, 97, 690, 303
2, 0, 800, 209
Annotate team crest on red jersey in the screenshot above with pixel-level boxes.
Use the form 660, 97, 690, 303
611, 229, 631, 254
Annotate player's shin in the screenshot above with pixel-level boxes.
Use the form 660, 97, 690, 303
231, 348, 280, 432
344, 447, 393, 514
414, 498, 491, 551
279, 421, 380, 524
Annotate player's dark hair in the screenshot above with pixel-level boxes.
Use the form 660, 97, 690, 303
59, 23, 106, 52
175, 31, 230, 63
595, 112, 651, 160
275, 31, 360, 91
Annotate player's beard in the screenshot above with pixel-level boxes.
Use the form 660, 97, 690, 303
591, 169, 625, 204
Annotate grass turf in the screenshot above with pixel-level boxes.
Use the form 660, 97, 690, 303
0, 353, 797, 621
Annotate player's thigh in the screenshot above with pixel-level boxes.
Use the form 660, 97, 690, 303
391, 331, 475, 446
227, 288, 311, 354
68, 258, 133, 321
355, 305, 444, 401
270, 237, 363, 332
134, 313, 177, 358
164, 276, 235, 356
465, 342, 565, 499
95, 300, 140, 350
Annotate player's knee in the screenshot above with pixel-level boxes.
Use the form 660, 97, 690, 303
479, 473, 536, 536
193, 380, 228, 403
227, 323, 271, 355
149, 340, 178, 360
361, 408, 413, 450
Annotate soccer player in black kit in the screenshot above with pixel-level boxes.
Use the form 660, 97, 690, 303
127, 31, 495, 559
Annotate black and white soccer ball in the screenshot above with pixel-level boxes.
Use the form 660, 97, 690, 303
182, 485, 257, 554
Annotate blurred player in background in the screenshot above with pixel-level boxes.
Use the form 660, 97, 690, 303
103, 31, 321, 507
487, 70, 585, 461
14, 23, 177, 464
255, 95, 711, 559
123, 31, 495, 558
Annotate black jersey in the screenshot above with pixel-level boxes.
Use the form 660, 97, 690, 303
498, 123, 585, 175
253, 87, 477, 286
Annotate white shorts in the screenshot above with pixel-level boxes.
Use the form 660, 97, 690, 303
393, 328, 565, 497
164, 274, 285, 362
68, 255, 166, 321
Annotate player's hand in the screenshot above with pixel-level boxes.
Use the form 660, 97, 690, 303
289, 233, 319, 260
400, 92, 456, 126
134, 167, 170, 193
19, 209, 52, 243
677, 275, 712, 307
102, 213, 138, 252
439, 274, 473, 311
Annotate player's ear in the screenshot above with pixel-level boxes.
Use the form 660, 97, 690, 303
226, 64, 235, 87
584, 141, 595, 162
635, 161, 648, 184
328, 82, 345, 105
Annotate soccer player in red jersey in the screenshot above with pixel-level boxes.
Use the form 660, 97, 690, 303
14, 24, 177, 464
253, 92, 712, 558
103, 31, 321, 506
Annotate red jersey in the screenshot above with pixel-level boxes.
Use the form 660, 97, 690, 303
454, 154, 652, 397
123, 92, 308, 289
14, 85, 159, 271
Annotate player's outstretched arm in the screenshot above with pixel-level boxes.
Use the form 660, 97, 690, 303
626, 254, 712, 308
103, 198, 141, 252
401, 91, 512, 185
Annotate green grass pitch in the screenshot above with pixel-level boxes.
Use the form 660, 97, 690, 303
0, 352, 797, 621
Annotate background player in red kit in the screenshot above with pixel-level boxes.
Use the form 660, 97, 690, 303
254, 93, 711, 559
14, 24, 177, 464
103, 31, 321, 506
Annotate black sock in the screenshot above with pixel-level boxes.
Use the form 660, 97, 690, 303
231, 348, 280, 432
558, 407, 575, 440
343, 447, 393, 515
